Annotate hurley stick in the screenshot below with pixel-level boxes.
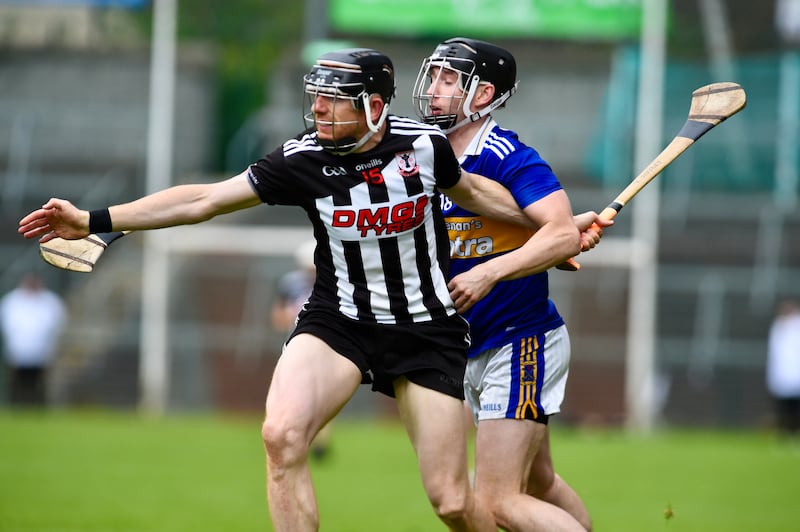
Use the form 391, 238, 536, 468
558, 81, 747, 271
40, 231, 131, 272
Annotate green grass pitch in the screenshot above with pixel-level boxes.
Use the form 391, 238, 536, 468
1, 409, 799, 531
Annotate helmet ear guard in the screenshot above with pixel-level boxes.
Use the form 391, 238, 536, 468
444, 79, 518, 133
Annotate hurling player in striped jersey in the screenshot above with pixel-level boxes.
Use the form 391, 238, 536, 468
18, 48, 584, 532
414, 38, 611, 531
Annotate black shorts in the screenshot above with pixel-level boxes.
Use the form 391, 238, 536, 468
288, 307, 470, 399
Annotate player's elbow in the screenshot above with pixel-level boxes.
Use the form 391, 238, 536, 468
194, 205, 220, 223
187, 192, 238, 224
177, 203, 217, 225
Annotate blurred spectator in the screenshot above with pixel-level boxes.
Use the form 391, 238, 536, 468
766, 298, 800, 434
270, 240, 331, 459
270, 240, 315, 333
1, 273, 66, 407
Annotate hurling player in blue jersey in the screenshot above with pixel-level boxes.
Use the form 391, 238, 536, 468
414, 38, 611, 531
18, 48, 559, 532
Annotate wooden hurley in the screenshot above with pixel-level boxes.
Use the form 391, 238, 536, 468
558, 81, 747, 271
40, 231, 131, 272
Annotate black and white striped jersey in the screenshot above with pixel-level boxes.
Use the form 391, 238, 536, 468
247, 115, 462, 325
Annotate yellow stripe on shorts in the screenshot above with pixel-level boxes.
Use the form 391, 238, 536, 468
516, 335, 540, 420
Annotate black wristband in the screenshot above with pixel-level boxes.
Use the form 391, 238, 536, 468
88, 208, 112, 234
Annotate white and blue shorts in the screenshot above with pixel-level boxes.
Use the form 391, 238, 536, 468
464, 324, 570, 425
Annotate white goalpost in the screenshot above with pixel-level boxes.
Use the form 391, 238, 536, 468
139, 224, 313, 415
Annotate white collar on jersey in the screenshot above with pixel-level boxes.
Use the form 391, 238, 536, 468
458, 117, 498, 163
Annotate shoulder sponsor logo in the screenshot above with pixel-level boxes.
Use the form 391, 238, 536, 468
246, 168, 261, 185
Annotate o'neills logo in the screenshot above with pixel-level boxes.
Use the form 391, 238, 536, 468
332, 195, 428, 237
354, 158, 383, 171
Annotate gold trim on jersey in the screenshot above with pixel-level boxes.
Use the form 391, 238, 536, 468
447, 216, 534, 259
515, 335, 540, 420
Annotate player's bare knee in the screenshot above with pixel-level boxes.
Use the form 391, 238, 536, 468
261, 417, 307, 467
427, 485, 471, 525
433, 501, 470, 527
527, 464, 557, 499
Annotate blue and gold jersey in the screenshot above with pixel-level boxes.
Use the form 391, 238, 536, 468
443, 119, 565, 357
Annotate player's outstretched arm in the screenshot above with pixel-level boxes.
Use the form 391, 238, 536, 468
19, 171, 260, 243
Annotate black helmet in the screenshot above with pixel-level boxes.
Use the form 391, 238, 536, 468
304, 48, 396, 154
305, 48, 395, 105
412, 38, 518, 132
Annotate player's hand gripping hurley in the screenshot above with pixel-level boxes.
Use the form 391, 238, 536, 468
558, 81, 747, 271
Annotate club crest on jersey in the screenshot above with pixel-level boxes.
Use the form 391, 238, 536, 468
395, 150, 419, 178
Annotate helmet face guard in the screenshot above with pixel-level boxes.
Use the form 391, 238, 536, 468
303, 72, 369, 155
413, 38, 518, 133
412, 54, 479, 131
303, 49, 395, 155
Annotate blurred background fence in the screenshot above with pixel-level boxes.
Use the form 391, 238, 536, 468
0, 0, 798, 430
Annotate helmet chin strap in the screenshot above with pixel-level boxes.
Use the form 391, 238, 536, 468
363, 92, 390, 134
443, 79, 518, 134
340, 129, 375, 155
